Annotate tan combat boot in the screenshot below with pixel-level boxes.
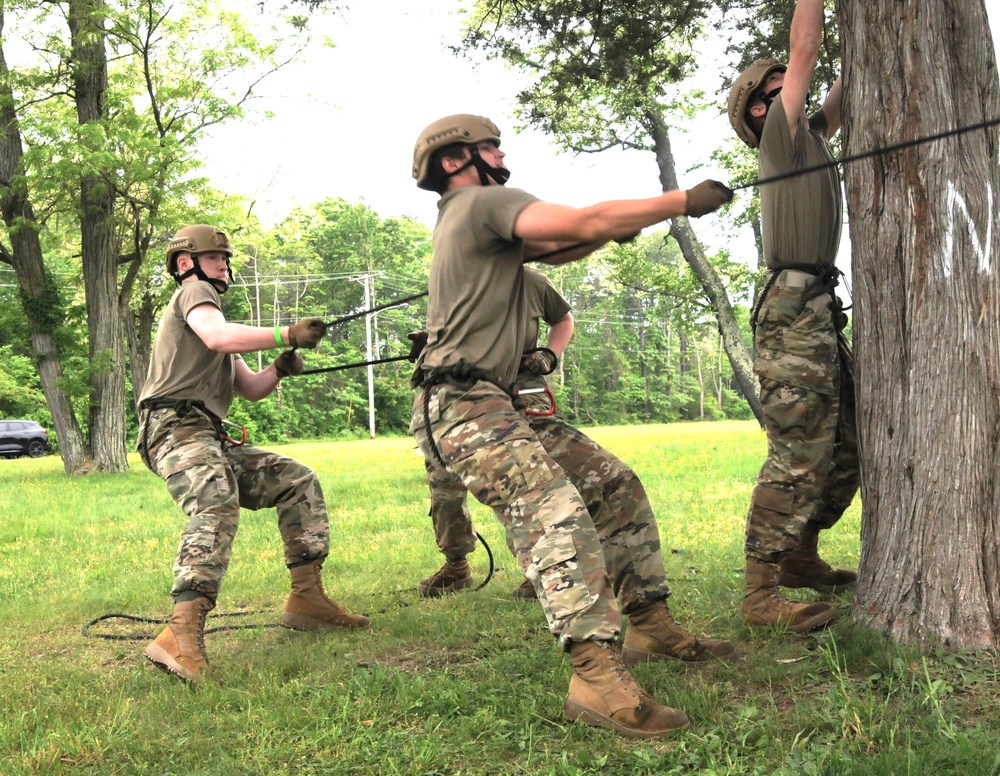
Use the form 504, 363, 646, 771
564, 640, 691, 738
511, 577, 538, 600
778, 523, 857, 593
143, 596, 213, 684
282, 562, 370, 630
622, 601, 738, 665
743, 560, 836, 633
418, 557, 474, 598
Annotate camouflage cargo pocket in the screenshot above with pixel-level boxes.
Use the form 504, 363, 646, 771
527, 531, 593, 622
152, 421, 224, 479
164, 461, 234, 515
754, 291, 839, 396
459, 437, 557, 512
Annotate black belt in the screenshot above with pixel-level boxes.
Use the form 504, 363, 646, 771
139, 397, 247, 446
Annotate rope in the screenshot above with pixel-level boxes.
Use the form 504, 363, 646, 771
301, 354, 411, 376
322, 291, 427, 329
81, 535, 497, 641
733, 115, 1000, 192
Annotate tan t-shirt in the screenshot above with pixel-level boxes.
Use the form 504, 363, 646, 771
758, 96, 842, 268
140, 281, 237, 419
417, 185, 539, 385
515, 266, 572, 393
521, 266, 571, 352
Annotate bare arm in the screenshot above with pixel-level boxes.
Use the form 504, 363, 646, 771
545, 312, 574, 356
514, 190, 689, 246
782, 0, 826, 144
820, 74, 843, 138
187, 303, 290, 353
524, 239, 609, 266
233, 356, 282, 402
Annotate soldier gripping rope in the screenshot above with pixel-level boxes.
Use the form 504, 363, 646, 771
417, 266, 689, 611
408, 113, 734, 739
136, 224, 368, 684
727, 0, 860, 634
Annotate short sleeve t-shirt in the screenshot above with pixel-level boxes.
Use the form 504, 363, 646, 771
417, 185, 540, 385
140, 281, 237, 419
515, 266, 572, 391
758, 96, 842, 268
521, 266, 572, 351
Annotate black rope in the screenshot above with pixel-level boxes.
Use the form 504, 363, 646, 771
81, 535, 497, 641
322, 291, 428, 329
81, 610, 285, 641
301, 354, 411, 376
733, 115, 1000, 192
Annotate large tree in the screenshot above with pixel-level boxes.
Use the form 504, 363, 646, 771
0, 0, 300, 471
840, 0, 1000, 648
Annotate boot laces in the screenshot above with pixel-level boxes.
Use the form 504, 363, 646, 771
601, 643, 643, 703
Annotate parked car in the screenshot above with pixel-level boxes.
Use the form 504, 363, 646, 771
0, 419, 51, 459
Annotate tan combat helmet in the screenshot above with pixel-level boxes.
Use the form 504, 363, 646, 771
727, 59, 787, 149
165, 224, 234, 288
412, 114, 502, 190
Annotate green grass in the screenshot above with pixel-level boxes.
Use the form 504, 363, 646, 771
1, 421, 998, 774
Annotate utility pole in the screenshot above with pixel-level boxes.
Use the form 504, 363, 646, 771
362, 272, 376, 439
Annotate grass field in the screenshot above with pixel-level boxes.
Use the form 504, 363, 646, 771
1, 421, 998, 775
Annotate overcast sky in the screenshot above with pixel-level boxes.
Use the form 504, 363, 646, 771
200, 1, 1000, 273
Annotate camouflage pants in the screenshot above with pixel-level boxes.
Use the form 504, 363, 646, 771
138, 406, 330, 602
746, 280, 861, 563
412, 381, 670, 649
423, 382, 670, 612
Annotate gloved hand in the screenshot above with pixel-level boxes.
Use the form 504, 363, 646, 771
287, 318, 327, 349
519, 347, 558, 376
407, 330, 429, 363
684, 180, 734, 218
273, 349, 304, 379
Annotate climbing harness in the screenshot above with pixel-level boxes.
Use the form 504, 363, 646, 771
749, 263, 848, 332
138, 398, 249, 449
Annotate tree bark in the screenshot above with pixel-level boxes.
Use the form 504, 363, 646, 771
840, 0, 1000, 648
69, 0, 128, 471
646, 115, 764, 424
0, 14, 88, 474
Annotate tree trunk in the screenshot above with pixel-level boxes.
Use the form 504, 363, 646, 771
124, 283, 155, 413
840, 0, 1000, 648
0, 16, 88, 474
70, 0, 128, 471
646, 115, 764, 424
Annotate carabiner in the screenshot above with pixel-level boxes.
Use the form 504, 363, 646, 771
514, 386, 556, 417
220, 418, 248, 447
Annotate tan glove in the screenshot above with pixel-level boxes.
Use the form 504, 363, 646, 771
407, 330, 429, 363
684, 180, 734, 218
273, 349, 304, 379
519, 347, 558, 376
287, 318, 327, 349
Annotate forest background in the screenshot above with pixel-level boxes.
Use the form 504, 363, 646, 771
1, 0, 996, 465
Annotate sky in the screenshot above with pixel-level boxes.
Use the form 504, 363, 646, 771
201, 2, 731, 231
200, 1, 1000, 273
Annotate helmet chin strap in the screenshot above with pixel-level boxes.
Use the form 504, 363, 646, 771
757, 85, 783, 112
446, 146, 511, 187
174, 256, 233, 293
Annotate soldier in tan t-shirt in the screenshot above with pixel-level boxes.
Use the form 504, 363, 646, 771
409, 113, 733, 739
136, 224, 368, 685
727, 0, 859, 635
